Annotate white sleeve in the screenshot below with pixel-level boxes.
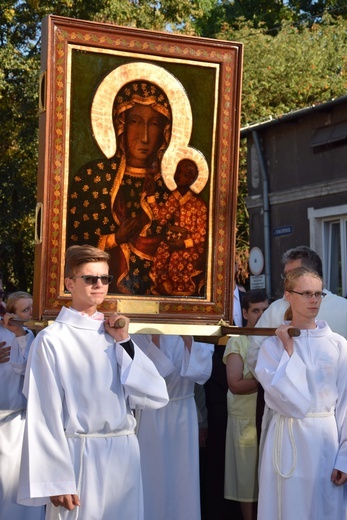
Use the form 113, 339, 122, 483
18, 336, 77, 506
246, 298, 289, 375
255, 338, 311, 418
115, 339, 169, 410
181, 340, 213, 384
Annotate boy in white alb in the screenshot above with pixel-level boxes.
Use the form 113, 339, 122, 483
18, 244, 169, 519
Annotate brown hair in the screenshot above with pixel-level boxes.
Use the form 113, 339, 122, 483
65, 245, 110, 278
242, 289, 269, 311
6, 291, 32, 314
283, 267, 323, 321
281, 246, 323, 277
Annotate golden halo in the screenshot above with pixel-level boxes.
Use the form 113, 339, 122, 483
162, 147, 209, 194
91, 62, 209, 193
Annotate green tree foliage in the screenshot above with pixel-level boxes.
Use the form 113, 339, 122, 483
0, 4, 41, 292
94, 0, 215, 33
195, 0, 292, 37
287, 0, 347, 24
196, 0, 347, 37
1, 0, 347, 291
222, 15, 347, 125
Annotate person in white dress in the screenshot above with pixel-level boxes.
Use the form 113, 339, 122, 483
246, 246, 347, 464
255, 267, 347, 520
0, 293, 44, 519
17, 244, 169, 520
133, 333, 213, 520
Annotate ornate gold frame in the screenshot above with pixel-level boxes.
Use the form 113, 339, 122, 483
33, 15, 243, 328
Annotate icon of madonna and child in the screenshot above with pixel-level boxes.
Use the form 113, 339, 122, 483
67, 62, 211, 297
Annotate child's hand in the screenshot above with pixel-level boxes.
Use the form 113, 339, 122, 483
2, 312, 27, 337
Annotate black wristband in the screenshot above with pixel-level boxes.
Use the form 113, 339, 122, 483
119, 339, 135, 359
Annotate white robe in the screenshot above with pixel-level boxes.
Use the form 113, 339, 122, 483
247, 289, 347, 469
0, 326, 44, 520
17, 307, 169, 520
247, 288, 347, 373
133, 334, 213, 520
255, 320, 347, 520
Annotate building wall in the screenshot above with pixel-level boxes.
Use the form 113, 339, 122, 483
244, 98, 347, 298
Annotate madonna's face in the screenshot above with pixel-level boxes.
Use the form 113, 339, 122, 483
124, 104, 167, 167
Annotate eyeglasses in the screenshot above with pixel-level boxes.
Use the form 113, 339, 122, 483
69, 275, 113, 285
289, 290, 326, 300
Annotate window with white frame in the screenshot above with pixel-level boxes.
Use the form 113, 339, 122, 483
308, 205, 347, 297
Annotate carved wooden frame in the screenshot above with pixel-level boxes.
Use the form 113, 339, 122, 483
33, 15, 243, 327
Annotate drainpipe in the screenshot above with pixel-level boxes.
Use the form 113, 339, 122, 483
251, 130, 272, 297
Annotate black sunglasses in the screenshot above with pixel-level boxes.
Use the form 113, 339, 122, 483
70, 275, 113, 285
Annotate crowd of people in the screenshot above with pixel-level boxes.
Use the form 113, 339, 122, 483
1, 244, 347, 520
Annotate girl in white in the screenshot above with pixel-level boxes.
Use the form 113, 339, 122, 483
255, 267, 347, 520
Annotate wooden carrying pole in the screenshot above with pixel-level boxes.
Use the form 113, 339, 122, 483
220, 326, 300, 337
2, 317, 126, 331
194, 326, 300, 345
2, 318, 300, 342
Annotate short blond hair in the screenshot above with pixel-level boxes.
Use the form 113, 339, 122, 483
284, 267, 322, 292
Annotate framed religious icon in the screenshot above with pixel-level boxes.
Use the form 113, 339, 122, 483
33, 14, 243, 331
